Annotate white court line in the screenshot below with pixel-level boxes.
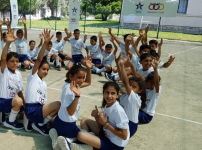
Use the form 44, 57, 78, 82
22, 81, 202, 126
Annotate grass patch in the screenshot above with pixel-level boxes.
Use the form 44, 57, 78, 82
18, 19, 202, 42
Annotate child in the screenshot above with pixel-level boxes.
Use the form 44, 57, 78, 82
52, 28, 72, 67
149, 39, 163, 57
0, 19, 13, 53
27, 34, 43, 67
14, 17, 31, 69
139, 58, 161, 124
66, 29, 87, 70
49, 57, 92, 149
72, 82, 130, 150
23, 29, 61, 135
0, 29, 25, 130
43, 41, 62, 71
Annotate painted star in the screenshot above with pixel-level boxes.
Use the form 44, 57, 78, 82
72, 7, 77, 12
13, 4, 16, 9
136, 2, 143, 10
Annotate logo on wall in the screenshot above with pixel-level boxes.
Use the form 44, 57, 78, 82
72, 7, 77, 16
135, 2, 144, 14
70, 18, 77, 23
148, 3, 165, 10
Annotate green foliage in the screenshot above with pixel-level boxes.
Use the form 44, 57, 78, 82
42, 16, 61, 20
95, 14, 102, 19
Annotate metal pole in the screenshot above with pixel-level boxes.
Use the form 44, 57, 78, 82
84, 0, 87, 34
55, 0, 58, 31
29, 0, 31, 29
117, 0, 123, 36
157, 17, 161, 39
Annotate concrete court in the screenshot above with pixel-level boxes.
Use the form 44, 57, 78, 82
0, 29, 202, 150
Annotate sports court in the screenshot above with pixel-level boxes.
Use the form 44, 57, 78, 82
0, 28, 202, 150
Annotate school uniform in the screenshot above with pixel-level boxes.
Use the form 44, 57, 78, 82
120, 90, 141, 137
99, 101, 129, 150
139, 86, 162, 123
25, 69, 47, 123
131, 54, 141, 71
53, 39, 67, 60
43, 48, 58, 62
53, 82, 81, 138
14, 38, 29, 62
120, 42, 136, 58
27, 46, 40, 61
100, 50, 115, 74
86, 45, 102, 64
69, 38, 86, 64
137, 67, 154, 79
0, 67, 23, 113
1, 40, 13, 53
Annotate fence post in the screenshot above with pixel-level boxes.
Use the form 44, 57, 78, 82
84, 0, 88, 34
55, 0, 58, 31
29, 0, 31, 29
157, 17, 161, 39
117, 0, 123, 36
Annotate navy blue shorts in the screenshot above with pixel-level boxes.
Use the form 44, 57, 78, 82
43, 55, 54, 62
25, 103, 44, 123
138, 109, 153, 124
98, 65, 112, 74
71, 54, 84, 64
58, 53, 65, 60
19, 54, 29, 62
53, 115, 80, 138
99, 129, 124, 150
129, 120, 138, 137
92, 59, 101, 65
0, 98, 24, 113
31, 59, 36, 62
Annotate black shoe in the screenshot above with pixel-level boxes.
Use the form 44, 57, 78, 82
32, 123, 49, 136
0, 112, 6, 123
23, 114, 33, 132
61, 61, 65, 67
3, 119, 24, 130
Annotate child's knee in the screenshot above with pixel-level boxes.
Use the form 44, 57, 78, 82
12, 97, 23, 106
24, 61, 30, 67
113, 67, 117, 73
55, 101, 61, 110
105, 65, 111, 71
80, 117, 89, 125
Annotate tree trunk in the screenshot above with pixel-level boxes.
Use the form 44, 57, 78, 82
51, 9, 54, 16
101, 14, 108, 21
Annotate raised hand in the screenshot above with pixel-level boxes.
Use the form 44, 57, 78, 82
110, 36, 114, 43
168, 55, 175, 63
125, 56, 133, 66
70, 81, 81, 96
115, 52, 121, 64
85, 55, 93, 69
145, 26, 149, 33
67, 31, 72, 38
42, 29, 54, 43
98, 31, 103, 39
39, 34, 43, 39
131, 33, 135, 38
158, 38, 163, 47
84, 34, 87, 41
108, 28, 112, 34
152, 58, 160, 69
5, 29, 16, 43
22, 17, 26, 24
125, 35, 133, 43
98, 113, 108, 125
139, 28, 144, 36
0, 20, 3, 26
91, 105, 99, 118
64, 28, 68, 34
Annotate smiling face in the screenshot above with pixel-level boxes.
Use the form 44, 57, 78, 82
29, 41, 36, 50
105, 47, 112, 54
103, 86, 119, 107
38, 63, 49, 79
56, 35, 62, 42
17, 32, 23, 40
74, 31, 80, 40
149, 43, 157, 51
140, 56, 153, 71
90, 39, 96, 46
146, 79, 154, 90
7, 56, 19, 73
47, 44, 52, 51
69, 71, 86, 87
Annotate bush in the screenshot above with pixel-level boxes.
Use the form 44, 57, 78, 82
42, 16, 61, 20
95, 14, 102, 19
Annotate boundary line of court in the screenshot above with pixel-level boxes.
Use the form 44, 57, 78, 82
22, 81, 202, 125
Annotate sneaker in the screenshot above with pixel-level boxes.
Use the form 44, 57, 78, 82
21, 63, 25, 69
23, 114, 33, 132
27, 65, 32, 70
49, 128, 60, 150
91, 69, 96, 74
17, 64, 21, 69
57, 136, 71, 150
32, 123, 49, 136
0, 112, 6, 123
101, 72, 116, 82
70, 143, 93, 150
56, 65, 61, 71
3, 119, 24, 130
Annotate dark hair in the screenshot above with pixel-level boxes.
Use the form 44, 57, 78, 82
6, 52, 19, 61
146, 71, 161, 82
129, 77, 147, 109
105, 44, 112, 49
139, 45, 151, 52
123, 34, 130, 41
48, 41, 52, 45
65, 65, 86, 82
150, 52, 159, 58
29, 40, 36, 45
140, 53, 152, 61
3, 32, 7, 37
39, 59, 49, 69
16, 29, 23, 34
90, 36, 97, 42
56, 31, 62, 36
149, 40, 158, 46
74, 29, 80, 33
101, 82, 120, 108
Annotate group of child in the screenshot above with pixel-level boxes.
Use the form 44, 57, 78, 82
0, 18, 175, 150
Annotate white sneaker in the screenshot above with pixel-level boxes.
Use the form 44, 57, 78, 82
70, 143, 93, 150
57, 136, 71, 150
49, 128, 60, 150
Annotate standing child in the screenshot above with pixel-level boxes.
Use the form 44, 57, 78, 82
0, 29, 25, 130
49, 57, 92, 150
67, 29, 87, 70
72, 82, 130, 150
23, 29, 61, 135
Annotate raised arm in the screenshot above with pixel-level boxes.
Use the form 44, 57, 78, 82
83, 34, 87, 43
108, 28, 121, 46
125, 35, 134, 59
32, 29, 54, 75
162, 55, 175, 68
64, 28, 72, 41
98, 32, 105, 52
110, 37, 118, 55
91, 106, 103, 129
1, 29, 16, 73
152, 58, 160, 93
132, 29, 144, 57
158, 38, 163, 58
38, 34, 43, 48
0, 20, 3, 40
114, 52, 122, 80
143, 26, 149, 45
22, 17, 27, 40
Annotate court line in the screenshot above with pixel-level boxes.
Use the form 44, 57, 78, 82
22, 81, 202, 125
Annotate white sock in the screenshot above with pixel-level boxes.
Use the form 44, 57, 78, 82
38, 123, 44, 126
9, 109, 19, 122
30, 63, 34, 67
47, 57, 51, 64
96, 67, 106, 73
114, 73, 119, 80
55, 56, 59, 66
44, 115, 53, 124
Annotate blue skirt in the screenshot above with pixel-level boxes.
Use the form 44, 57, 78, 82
138, 109, 153, 124
129, 120, 138, 137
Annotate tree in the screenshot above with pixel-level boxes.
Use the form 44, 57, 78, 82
0, 0, 11, 21
81, 0, 122, 21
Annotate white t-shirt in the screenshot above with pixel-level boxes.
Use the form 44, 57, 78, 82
0, 67, 23, 99
14, 38, 28, 55
25, 70, 47, 104
27, 46, 40, 60
43, 48, 58, 56
53, 39, 66, 52
101, 51, 115, 67
120, 90, 141, 123
142, 86, 161, 116
137, 67, 154, 79
69, 38, 86, 55
58, 82, 81, 122
120, 42, 136, 57
1, 40, 12, 53
103, 101, 129, 147
86, 45, 101, 60
131, 54, 141, 71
